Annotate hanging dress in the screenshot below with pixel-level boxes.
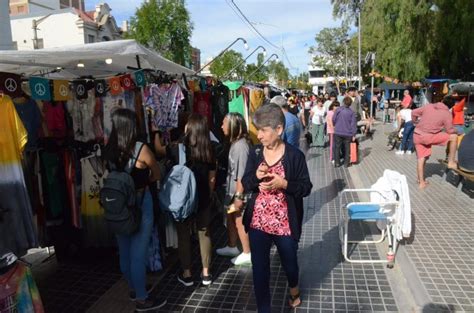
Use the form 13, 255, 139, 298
0, 95, 38, 257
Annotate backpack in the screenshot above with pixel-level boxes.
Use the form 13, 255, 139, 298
158, 144, 197, 222
100, 142, 144, 235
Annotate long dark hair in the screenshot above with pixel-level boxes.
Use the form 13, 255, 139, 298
103, 108, 137, 169
184, 114, 215, 164
226, 112, 250, 145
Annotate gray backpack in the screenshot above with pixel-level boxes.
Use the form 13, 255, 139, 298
158, 144, 197, 221
100, 142, 144, 235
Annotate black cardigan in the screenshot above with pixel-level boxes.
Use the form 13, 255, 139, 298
242, 143, 313, 241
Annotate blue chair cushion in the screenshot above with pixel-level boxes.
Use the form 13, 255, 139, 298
348, 204, 387, 220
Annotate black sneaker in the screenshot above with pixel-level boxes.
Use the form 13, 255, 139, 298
129, 285, 154, 301
135, 296, 167, 311
201, 273, 212, 286
177, 273, 194, 287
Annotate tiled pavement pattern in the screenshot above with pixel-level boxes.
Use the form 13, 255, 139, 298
30, 248, 122, 313
348, 122, 474, 312
36, 121, 473, 312
88, 138, 399, 312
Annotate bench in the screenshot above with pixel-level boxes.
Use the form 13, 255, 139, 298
438, 159, 474, 192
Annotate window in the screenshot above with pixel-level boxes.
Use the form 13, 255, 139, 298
16, 5, 26, 13
88, 35, 95, 43
309, 70, 326, 78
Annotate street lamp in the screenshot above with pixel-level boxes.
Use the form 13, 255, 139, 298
194, 37, 248, 75
224, 45, 266, 80
32, 14, 52, 49
247, 53, 279, 80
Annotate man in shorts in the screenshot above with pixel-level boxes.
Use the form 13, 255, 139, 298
412, 96, 458, 189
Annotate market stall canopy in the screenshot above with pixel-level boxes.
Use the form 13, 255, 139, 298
377, 82, 408, 90
0, 39, 194, 79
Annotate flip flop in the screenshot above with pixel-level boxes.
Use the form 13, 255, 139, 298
288, 292, 301, 308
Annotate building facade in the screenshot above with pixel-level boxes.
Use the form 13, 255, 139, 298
10, 2, 122, 50
9, 0, 85, 16
191, 47, 201, 72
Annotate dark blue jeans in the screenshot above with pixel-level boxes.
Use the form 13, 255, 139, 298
116, 191, 153, 300
401, 121, 415, 151
249, 228, 299, 313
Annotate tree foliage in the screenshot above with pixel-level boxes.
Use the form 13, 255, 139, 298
209, 50, 245, 79
245, 53, 267, 82
331, 0, 363, 25
267, 60, 290, 87
126, 0, 193, 66
309, 26, 356, 78
330, 0, 474, 81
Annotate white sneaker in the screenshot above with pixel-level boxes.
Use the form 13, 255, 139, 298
395, 150, 405, 155
216, 246, 240, 257
406, 151, 413, 155
231, 252, 251, 265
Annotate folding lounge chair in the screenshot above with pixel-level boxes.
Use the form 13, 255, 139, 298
338, 189, 399, 267
338, 170, 411, 268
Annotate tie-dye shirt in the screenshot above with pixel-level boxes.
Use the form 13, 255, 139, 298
0, 263, 44, 313
0, 95, 38, 256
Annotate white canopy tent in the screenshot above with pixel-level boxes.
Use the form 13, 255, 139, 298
0, 39, 194, 79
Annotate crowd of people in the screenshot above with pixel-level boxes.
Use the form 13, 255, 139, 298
101, 85, 471, 312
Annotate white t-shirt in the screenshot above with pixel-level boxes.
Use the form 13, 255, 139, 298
304, 101, 312, 110
311, 106, 326, 125
399, 108, 412, 122
323, 100, 333, 112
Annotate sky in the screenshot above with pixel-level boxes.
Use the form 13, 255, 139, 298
85, 0, 342, 76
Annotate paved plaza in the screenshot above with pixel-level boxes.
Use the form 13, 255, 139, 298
32, 122, 473, 313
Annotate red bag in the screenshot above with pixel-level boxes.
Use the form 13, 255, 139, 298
350, 142, 358, 163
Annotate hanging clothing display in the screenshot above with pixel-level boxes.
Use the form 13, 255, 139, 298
103, 94, 126, 142
0, 95, 38, 257
193, 90, 212, 127
80, 156, 114, 247
40, 151, 66, 221
224, 81, 245, 117
43, 101, 67, 138
210, 83, 230, 142
145, 83, 184, 130
248, 88, 264, 144
0, 262, 44, 313
13, 98, 41, 151
67, 90, 97, 142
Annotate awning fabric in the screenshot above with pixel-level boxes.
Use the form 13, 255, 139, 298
0, 39, 194, 79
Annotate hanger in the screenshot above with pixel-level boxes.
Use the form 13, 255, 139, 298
80, 143, 102, 160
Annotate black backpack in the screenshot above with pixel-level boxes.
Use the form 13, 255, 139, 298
100, 142, 144, 235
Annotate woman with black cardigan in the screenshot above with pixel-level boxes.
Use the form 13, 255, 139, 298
242, 104, 312, 312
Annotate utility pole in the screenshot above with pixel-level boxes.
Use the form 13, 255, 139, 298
358, 9, 362, 90
32, 14, 51, 49
369, 52, 375, 119
345, 38, 349, 87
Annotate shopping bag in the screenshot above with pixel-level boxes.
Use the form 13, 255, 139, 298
350, 142, 358, 163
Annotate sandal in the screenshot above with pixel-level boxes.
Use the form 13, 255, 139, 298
288, 292, 301, 308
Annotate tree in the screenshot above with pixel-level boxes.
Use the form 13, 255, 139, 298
309, 26, 352, 78
245, 53, 268, 82
209, 50, 245, 79
331, 0, 363, 25
267, 60, 290, 87
126, 0, 193, 66
288, 73, 311, 91
333, 0, 474, 81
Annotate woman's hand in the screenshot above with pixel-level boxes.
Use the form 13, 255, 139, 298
256, 163, 269, 180
259, 173, 288, 191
